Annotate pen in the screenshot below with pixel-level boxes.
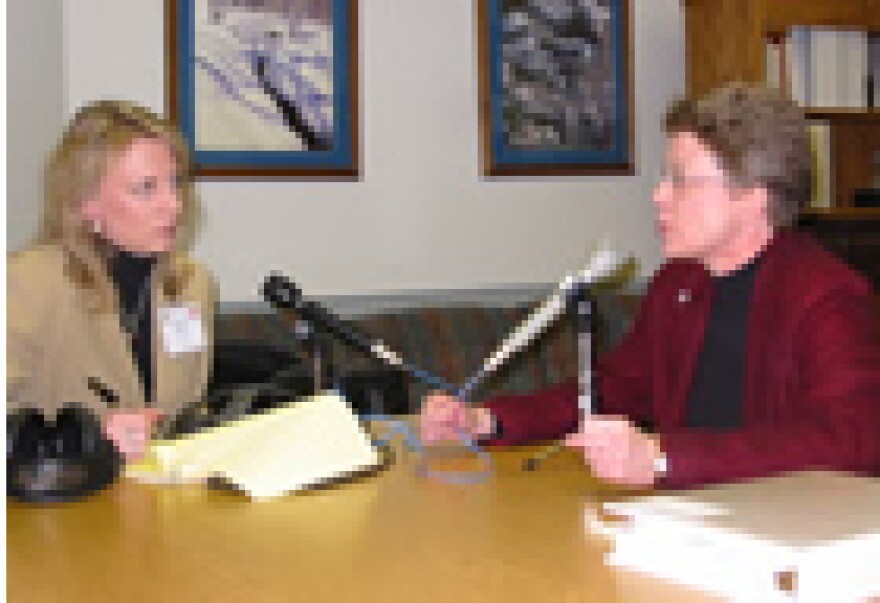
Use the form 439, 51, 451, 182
86, 377, 181, 453
522, 440, 566, 471
87, 376, 120, 409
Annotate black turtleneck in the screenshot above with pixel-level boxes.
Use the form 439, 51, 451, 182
109, 250, 157, 404
684, 254, 763, 431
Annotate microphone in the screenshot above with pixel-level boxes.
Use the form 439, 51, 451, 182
457, 244, 622, 400
262, 274, 403, 364
261, 274, 457, 394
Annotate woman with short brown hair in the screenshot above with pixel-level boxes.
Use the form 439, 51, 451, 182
419, 83, 880, 488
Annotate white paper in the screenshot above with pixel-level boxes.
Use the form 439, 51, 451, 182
588, 471, 880, 602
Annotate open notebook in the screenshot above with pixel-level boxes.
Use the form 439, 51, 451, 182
127, 392, 381, 501
587, 471, 880, 602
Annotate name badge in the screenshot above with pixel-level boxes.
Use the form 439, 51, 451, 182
160, 304, 206, 356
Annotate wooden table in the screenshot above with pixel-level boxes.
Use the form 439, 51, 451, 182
8, 441, 721, 602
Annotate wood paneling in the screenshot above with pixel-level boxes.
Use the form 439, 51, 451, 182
684, 0, 764, 96
831, 121, 880, 208
764, 0, 880, 34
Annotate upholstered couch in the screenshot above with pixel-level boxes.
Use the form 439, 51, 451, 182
210, 291, 640, 415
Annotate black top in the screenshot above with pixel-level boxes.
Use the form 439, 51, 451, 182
109, 250, 157, 404
684, 255, 762, 431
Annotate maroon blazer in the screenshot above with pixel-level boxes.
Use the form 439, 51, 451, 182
483, 231, 880, 488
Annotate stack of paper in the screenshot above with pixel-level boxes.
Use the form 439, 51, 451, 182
586, 471, 880, 603
127, 392, 381, 501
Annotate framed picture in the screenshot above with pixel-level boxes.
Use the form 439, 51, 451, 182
166, 0, 359, 178
477, 0, 634, 176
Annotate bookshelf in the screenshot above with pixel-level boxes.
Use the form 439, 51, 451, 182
681, 0, 880, 286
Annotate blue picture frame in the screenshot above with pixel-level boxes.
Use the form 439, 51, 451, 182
166, 0, 359, 178
478, 0, 633, 176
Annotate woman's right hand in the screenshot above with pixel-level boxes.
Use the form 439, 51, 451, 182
418, 392, 495, 444
102, 409, 162, 461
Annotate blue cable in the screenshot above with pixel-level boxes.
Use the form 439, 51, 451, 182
363, 413, 492, 486
400, 364, 458, 396
336, 360, 493, 485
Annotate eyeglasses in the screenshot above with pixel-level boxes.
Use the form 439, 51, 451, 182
658, 170, 730, 190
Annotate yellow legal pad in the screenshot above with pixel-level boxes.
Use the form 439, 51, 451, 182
126, 392, 381, 500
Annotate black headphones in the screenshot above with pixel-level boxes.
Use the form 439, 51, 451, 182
7, 404, 123, 504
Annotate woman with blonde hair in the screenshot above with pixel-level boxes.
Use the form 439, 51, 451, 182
8, 99, 215, 459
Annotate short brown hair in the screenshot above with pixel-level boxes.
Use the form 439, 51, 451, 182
664, 84, 812, 229
41, 99, 196, 306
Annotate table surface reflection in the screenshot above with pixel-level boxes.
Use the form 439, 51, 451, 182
8, 437, 721, 602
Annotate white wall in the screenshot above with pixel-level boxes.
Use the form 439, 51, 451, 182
58, 0, 684, 300
7, 0, 66, 251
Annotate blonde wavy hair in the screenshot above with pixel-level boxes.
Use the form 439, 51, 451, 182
664, 84, 812, 230
41, 99, 197, 308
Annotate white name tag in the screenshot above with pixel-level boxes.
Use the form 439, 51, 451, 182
160, 304, 206, 356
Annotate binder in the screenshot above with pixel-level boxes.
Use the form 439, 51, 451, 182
587, 471, 880, 602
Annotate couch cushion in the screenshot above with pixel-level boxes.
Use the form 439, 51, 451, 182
214, 292, 638, 411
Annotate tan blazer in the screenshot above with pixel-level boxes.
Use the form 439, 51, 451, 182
7, 244, 216, 418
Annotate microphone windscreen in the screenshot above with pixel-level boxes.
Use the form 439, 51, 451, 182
262, 273, 302, 310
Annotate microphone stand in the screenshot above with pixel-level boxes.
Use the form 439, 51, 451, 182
573, 287, 596, 416
291, 317, 335, 395
522, 287, 596, 471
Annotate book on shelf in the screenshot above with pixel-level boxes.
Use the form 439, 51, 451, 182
871, 34, 880, 108
765, 32, 783, 92
766, 27, 877, 109
808, 122, 832, 210
840, 31, 869, 109
782, 27, 811, 105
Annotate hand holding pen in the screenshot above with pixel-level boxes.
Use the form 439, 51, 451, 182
418, 392, 495, 445
417, 391, 567, 472
88, 377, 163, 462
